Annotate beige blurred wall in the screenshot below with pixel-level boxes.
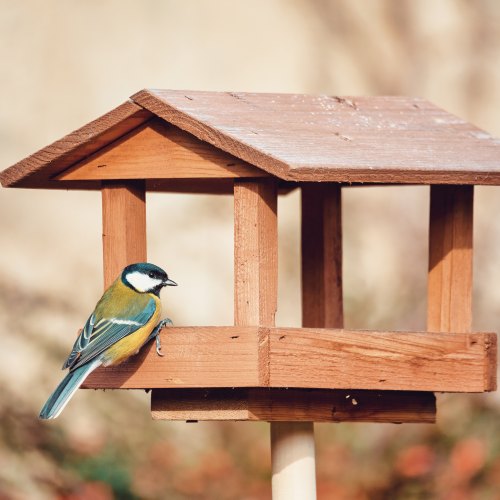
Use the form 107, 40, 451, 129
1, 0, 500, 399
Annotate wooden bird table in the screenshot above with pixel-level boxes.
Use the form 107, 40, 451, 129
1, 90, 498, 500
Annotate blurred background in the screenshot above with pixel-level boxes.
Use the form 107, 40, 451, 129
1, 1, 500, 498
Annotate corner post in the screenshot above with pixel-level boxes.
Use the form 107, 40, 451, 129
101, 180, 147, 288
301, 183, 343, 328
236, 179, 315, 499
234, 179, 278, 328
428, 185, 473, 333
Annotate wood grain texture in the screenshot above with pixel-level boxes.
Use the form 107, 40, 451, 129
234, 179, 278, 329
85, 327, 263, 388
83, 326, 496, 392
301, 183, 343, 328
132, 89, 500, 185
101, 181, 147, 288
0, 101, 151, 188
234, 179, 278, 386
57, 118, 267, 181
151, 388, 436, 423
144, 178, 294, 195
428, 185, 474, 333
269, 328, 496, 393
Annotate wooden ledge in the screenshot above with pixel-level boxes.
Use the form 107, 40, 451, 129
83, 326, 497, 393
151, 388, 436, 424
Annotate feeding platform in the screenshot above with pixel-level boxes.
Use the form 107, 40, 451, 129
2, 90, 498, 425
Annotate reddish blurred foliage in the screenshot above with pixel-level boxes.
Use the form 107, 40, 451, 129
395, 444, 436, 478
246, 441, 271, 476
171, 467, 207, 497
316, 443, 352, 479
317, 482, 368, 500
486, 457, 500, 488
59, 481, 114, 500
147, 440, 179, 470
198, 449, 236, 479
131, 463, 170, 498
450, 438, 487, 480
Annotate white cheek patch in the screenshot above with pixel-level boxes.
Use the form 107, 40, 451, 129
126, 271, 163, 293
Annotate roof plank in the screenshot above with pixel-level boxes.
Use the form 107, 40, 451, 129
0, 101, 152, 188
132, 89, 500, 185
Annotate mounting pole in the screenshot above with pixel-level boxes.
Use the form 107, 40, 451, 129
271, 422, 317, 498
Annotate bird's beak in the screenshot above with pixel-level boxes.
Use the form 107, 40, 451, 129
164, 278, 177, 286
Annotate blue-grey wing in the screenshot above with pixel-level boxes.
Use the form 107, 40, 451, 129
62, 313, 96, 369
62, 298, 156, 371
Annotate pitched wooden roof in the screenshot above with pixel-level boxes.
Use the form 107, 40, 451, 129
0, 101, 152, 190
2, 89, 500, 190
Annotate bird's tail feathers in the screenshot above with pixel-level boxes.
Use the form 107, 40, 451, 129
39, 358, 101, 420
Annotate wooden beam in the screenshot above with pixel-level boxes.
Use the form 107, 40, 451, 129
234, 179, 278, 328
152, 388, 436, 423
101, 180, 147, 288
269, 327, 496, 393
57, 118, 267, 181
428, 185, 474, 333
301, 183, 343, 328
87, 326, 496, 392
85, 326, 263, 388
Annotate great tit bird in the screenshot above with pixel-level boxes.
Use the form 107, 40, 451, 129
39, 262, 177, 420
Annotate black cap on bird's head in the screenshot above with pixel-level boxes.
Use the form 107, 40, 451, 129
122, 262, 177, 296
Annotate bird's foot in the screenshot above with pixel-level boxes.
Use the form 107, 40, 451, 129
155, 334, 164, 357
158, 318, 174, 329
153, 318, 174, 357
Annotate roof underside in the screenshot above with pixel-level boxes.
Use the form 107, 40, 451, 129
2, 89, 500, 189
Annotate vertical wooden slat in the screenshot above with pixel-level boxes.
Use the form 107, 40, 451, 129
234, 178, 277, 384
428, 185, 474, 333
234, 179, 278, 327
101, 180, 147, 288
301, 183, 343, 328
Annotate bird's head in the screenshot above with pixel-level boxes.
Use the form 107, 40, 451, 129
121, 263, 177, 296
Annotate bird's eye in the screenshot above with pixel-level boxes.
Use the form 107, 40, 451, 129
148, 272, 155, 278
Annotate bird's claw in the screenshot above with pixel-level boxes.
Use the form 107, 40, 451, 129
158, 318, 174, 329
156, 334, 164, 357
154, 318, 173, 357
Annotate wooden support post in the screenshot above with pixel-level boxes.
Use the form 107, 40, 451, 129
234, 179, 278, 329
301, 183, 343, 328
101, 180, 147, 288
427, 186, 492, 405
428, 185, 473, 333
233, 178, 276, 389
234, 179, 287, 498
